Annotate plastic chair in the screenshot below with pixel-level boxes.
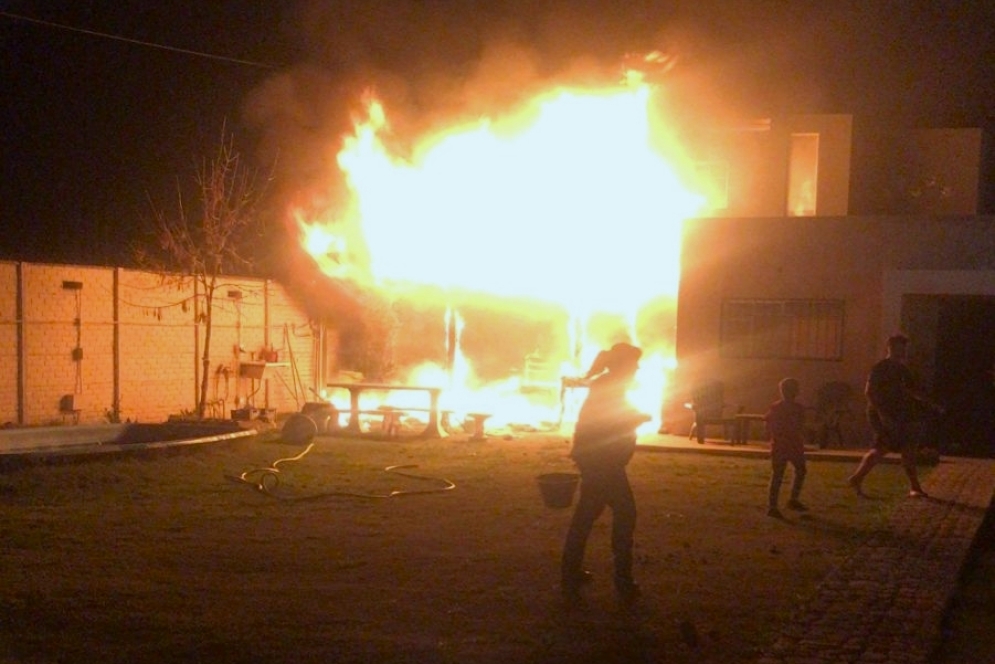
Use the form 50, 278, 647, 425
814, 381, 854, 448
686, 381, 739, 444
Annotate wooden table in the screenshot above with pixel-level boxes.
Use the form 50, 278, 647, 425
325, 382, 448, 438
734, 413, 768, 445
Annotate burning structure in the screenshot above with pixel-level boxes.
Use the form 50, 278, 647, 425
287, 68, 711, 432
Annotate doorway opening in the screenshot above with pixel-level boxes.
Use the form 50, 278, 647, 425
905, 294, 995, 457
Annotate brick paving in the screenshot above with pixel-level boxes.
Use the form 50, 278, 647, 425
636, 435, 995, 664
755, 456, 995, 664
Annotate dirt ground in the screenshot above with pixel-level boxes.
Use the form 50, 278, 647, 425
0, 430, 918, 663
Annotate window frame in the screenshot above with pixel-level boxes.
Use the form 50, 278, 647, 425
787, 132, 820, 217
720, 298, 845, 361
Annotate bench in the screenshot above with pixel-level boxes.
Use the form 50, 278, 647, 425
464, 413, 492, 441
315, 407, 426, 438
374, 407, 457, 438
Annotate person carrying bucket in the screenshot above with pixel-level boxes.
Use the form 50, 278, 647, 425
561, 342, 649, 603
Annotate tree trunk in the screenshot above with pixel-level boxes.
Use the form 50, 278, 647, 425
198, 282, 214, 419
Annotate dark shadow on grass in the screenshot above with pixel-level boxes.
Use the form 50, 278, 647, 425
530, 593, 694, 664
781, 512, 888, 544
852, 491, 889, 501
790, 510, 948, 553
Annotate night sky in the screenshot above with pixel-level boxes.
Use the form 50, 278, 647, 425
2, 1, 994, 268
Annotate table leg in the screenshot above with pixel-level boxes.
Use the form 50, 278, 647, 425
419, 390, 448, 438
346, 388, 362, 435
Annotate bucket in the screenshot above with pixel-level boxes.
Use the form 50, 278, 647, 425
536, 472, 580, 509
281, 413, 318, 445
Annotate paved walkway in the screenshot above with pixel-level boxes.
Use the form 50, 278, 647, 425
636, 434, 995, 664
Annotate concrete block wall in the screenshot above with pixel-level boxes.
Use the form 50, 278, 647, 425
0, 261, 316, 426
20, 264, 116, 425
0, 263, 19, 424
266, 282, 317, 406
117, 270, 198, 423
204, 279, 315, 417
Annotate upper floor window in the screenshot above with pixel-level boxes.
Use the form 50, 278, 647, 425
721, 298, 844, 360
787, 133, 819, 216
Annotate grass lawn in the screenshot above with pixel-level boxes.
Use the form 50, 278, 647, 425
0, 431, 920, 663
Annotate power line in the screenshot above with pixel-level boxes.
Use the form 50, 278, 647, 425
1, 10, 280, 70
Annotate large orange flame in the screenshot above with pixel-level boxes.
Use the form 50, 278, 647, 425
298, 82, 705, 432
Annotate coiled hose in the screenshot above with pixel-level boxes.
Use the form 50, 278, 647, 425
225, 442, 456, 501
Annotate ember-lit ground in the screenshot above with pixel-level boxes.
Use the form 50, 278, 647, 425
0, 429, 972, 663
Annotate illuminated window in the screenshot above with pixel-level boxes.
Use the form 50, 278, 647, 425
693, 160, 729, 210
721, 299, 844, 360
787, 133, 819, 216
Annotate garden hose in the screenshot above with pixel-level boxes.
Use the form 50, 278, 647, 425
225, 442, 456, 501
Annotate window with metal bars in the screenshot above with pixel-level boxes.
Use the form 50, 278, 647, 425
720, 299, 844, 360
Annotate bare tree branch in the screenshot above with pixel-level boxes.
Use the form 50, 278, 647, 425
136, 121, 272, 418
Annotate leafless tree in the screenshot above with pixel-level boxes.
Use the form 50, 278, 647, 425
137, 124, 271, 418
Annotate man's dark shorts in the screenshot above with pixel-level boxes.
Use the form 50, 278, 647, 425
868, 409, 916, 453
